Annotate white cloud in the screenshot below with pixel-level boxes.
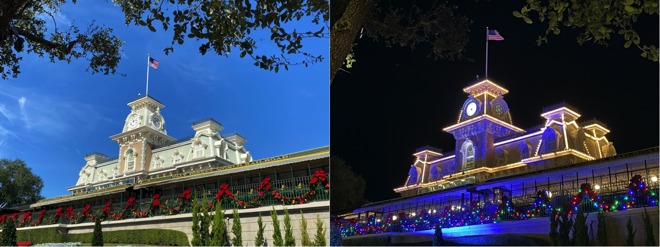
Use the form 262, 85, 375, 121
0, 104, 14, 122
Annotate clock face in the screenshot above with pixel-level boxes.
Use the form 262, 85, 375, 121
128, 115, 139, 128
152, 116, 161, 128
466, 102, 478, 116
495, 104, 504, 115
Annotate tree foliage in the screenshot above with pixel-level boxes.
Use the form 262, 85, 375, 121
283, 208, 295, 246
597, 211, 608, 246
330, 0, 471, 82
513, 0, 659, 62
0, 0, 122, 79
92, 218, 103, 246
271, 207, 283, 246
255, 213, 266, 247
329, 156, 368, 215
299, 211, 312, 246
231, 208, 242, 247
114, 0, 329, 73
0, 0, 328, 80
0, 218, 17, 246
313, 215, 326, 246
572, 211, 588, 246
210, 202, 228, 246
432, 224, 443, 246
626, 215, 636, 246
0, 159, 44, 205
191, 197, 202, 246
642, 208, 656, 246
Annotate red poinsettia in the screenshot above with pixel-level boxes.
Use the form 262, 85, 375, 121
22, 211, 31, 222
82, 205, 91, 217
258, 177, 272, 191
181, 189, 192, 200
216, 183, 234, 201
37, 209, 46, 224
65, 207, 75, 217
0, 214, 6, 224
55, 207, 63, 218
309, 170, 327, 185
126, 197, 136, 210
16, 241, 31, 246
152, 194, 161, 208
102, 201, 112, 214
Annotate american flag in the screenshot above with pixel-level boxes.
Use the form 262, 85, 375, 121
488, 30, 504, 41
149, 57, 160, 69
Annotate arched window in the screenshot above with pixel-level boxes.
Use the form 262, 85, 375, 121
407, 166, 420, 186
519, 142, 531, 159
126, 149, 135, 171
461, 140, 475, 170
540, 128, 559, 153
429, 166, 440, 181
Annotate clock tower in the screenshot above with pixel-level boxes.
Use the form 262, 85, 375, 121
110, 96, 176, 179
443, 79, 525, 172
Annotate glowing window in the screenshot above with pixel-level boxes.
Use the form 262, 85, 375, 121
462, 140, 475, 170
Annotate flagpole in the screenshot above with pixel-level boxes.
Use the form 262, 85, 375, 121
146, 53, 150, 96
485, 27, 489, 79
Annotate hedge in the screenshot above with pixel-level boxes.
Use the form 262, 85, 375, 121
17, 228, 189, 246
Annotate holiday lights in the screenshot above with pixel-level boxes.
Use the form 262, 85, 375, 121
339, 175, 658, 238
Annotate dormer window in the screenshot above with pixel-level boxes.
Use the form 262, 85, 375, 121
194, 143, 205, 158
173, 150, 183, 164
461, 140, 475, 170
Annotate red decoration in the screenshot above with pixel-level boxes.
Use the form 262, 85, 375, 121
310, 170, 328, 185
216, 183, 235, 201
152, 194, 161, 208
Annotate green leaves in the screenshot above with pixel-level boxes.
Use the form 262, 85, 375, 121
514, 0, 658, 63
114, 0, 328, 73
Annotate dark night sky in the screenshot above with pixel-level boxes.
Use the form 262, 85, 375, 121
330, 1, 659, 203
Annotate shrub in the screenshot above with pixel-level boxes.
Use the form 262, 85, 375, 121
432, 224, 443, 246
300, 211, 312, 246
271, 207, 283, 246
283, 208, 295, 246
597, 211, 607, 246
626, 216, 636, 246
642, 208, 656, 246
91, 218, 103, 246
255, 213, 266, 247
1, 217, 17, 246
313, 215, 326, 246
549, 210, 559, 246
191, 197, 202, 246
231, 208, 242, 247
200, 195, 211, 245
572, 210, 588, 246
329, 222, 342, 247
18, 228, 188, 246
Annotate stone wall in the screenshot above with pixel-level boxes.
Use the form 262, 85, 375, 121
19, 201, 329, 246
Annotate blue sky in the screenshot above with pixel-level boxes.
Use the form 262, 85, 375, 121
0, 2, 329, 198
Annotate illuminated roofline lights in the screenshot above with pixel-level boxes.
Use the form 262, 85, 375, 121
462, 79, 509, 95
521, 149, 595, 163
394, 162, 528, 192
444, 115, 525, 133
583, 124, 611, 134
494, 130, 543, 146
541, 107, 581, 119
412, 150, 443, 157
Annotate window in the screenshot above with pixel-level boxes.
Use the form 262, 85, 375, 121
540, 128, 559, 153
194, 144, 204, 158
174, 155, 182, 164
407, 166, 420, 185
519, 142, 531, 159
126, 149, 135, 170
462, 140, 475, 170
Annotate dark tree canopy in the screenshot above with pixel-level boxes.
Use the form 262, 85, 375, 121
0, 0, 328, 80
0, 0, 122, 79
513, 0, 659, 62
331, 0, 471, 83
330, 155, 367, 215
0, 159, 44, 205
